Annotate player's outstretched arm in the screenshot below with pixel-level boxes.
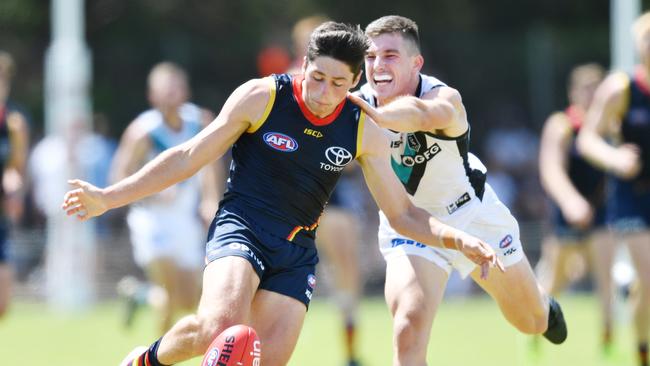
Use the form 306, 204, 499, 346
62, 77, 274, 221
356, 116, 503, 278
577, 72, 641, 179
539, 112, 593, 229
348, 86, 465, 133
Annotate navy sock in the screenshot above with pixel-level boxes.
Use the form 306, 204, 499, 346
133, 338, 168, 366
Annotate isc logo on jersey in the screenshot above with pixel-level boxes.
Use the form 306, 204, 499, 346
320, 146, 353, 172
264, 132, 298, 152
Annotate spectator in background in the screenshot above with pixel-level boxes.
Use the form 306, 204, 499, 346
537, 63, 614, 350
578, 12, 650, 366
483, 105, 545, 220
256, 45, 291, 77
110, 62, 222, 334
0, 50, 29, 319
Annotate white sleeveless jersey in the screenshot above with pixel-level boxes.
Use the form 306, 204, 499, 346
130, 103, 204, 214
359, 74, 487, 213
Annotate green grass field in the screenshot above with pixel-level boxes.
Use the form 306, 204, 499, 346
0, 295, 638, 365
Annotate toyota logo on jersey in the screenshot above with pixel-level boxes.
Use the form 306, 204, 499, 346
320, 146, 353, 172
263, 132, 298, 152
325, 146, 353, 166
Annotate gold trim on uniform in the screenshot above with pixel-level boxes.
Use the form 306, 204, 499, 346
355, 111, 366, 159
248, 76, 277, 133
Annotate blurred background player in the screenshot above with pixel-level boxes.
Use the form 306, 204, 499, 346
111, 61, 222, 334
537, 63, 615, 350
578, 12, 650, 366
288, 15, 366, 366
0, 50, 29, 320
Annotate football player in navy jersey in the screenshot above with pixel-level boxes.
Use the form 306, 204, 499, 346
62, 22, 501, 366
289, 15, 366, 366
537, 63, 614, 351
578, 12, 650, 366
0, 50, 29, 321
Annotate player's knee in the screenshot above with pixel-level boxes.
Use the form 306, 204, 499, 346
393, 308, 429, 351
195, 314, 240, 352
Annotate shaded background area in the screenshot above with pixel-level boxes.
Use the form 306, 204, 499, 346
1, 0, 614, 142
0, 0, 640, 297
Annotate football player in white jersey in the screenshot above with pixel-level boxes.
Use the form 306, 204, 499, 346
111, 62, 223, 333
349, 15, 567, 365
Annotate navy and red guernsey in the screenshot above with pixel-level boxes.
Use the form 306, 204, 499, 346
564, 105, 606, 206
621, 67, 650, 182
221, 73, 366, 247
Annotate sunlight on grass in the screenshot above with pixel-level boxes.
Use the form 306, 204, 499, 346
0, 295, 637, 366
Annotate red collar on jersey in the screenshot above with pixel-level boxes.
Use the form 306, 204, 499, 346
292, 74, 346, 126
634, 65, 650, 97
564, 104, 584, 130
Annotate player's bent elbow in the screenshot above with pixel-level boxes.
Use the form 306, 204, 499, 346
385, 212, 414, 239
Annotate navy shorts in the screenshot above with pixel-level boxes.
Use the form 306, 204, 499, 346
205, 205, 319, 308
552, 205, 606, 241
607, 178, 650, 233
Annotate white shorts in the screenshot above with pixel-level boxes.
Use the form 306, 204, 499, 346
127, 207, 205, 270
378, 184, 524, 278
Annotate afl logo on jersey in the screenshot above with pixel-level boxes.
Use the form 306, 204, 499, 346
263, 132, 298, 152
307, 274, 317, 289
499, 234, 513, 249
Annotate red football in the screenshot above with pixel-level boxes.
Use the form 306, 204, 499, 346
201, 325, 261, 366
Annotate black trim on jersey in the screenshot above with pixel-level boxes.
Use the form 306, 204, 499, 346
414, 75, 423, 98
424, 130, 466, 141
453, 128, 485, 200
622, 72, 650, 181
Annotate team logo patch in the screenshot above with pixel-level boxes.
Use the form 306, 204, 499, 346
263, 132, 298, 152
499, 234, 513, 249
407, 133, 421, 150
204, 348, 220, 366
307, 274, 317, 289
325, 146, 353, 166
400, 143, 441, 167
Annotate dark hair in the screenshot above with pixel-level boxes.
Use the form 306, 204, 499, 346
365, 15, 421, 53
306, 21, 369, 77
